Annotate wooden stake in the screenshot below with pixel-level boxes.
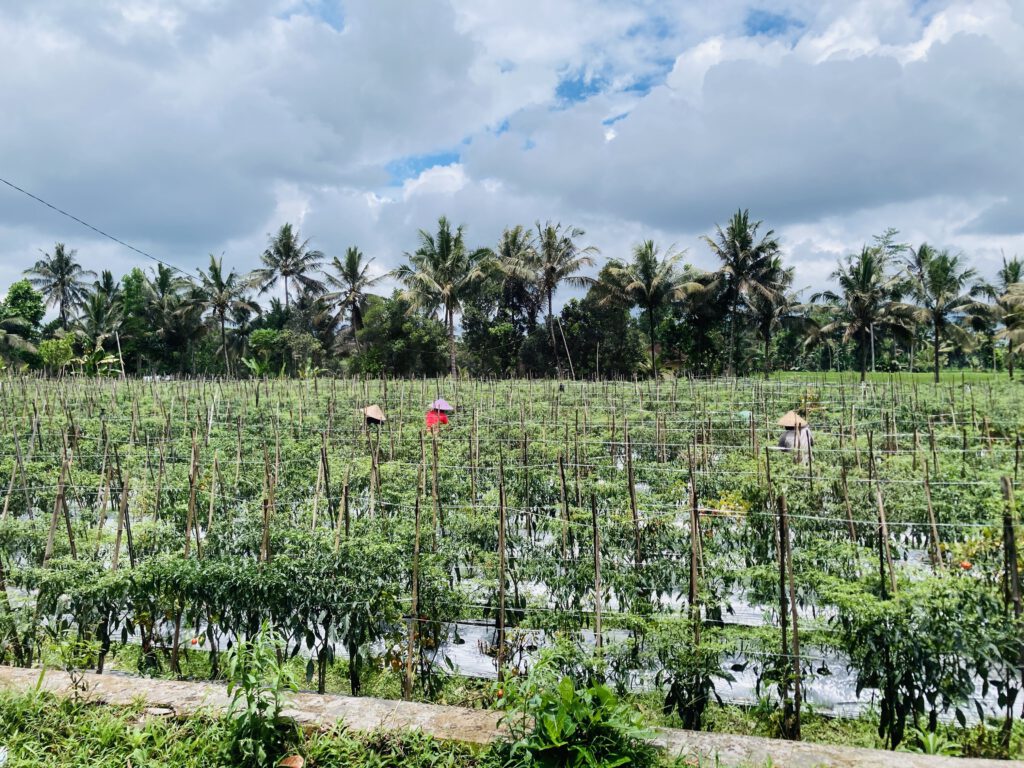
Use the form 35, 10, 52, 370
43, 461, 69, 566
591, 493, 602, 653
404, 467, 423, 701
496, 451, 507, 681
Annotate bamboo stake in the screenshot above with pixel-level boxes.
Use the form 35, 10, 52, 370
496, 451, 507, 682
111, 478, 130, 571
778, 493, 801, 740
923, 461, 942, 568
590, 493, 602, 653
43, 460, 69, 566
404, 467, 423, 701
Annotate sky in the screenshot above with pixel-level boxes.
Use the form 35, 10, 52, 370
2, 0, 1023, 306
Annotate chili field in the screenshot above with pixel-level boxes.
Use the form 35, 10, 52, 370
0, 375, 1022, 754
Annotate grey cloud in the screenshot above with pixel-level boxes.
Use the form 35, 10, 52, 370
465, 28, 1024, 237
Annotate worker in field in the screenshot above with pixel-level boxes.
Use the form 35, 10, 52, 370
777, 410, 813, 459
425, 397, 453, 432
362, 404, 386, 426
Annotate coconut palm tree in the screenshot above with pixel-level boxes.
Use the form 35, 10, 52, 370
702, 210, 782, 376
747, 258, 808, 376
492, 225, 542, 333
393, 216, 492, 376
196, 255, 259, 376
93, 270, 121, 305
1003, 282, 1024, 379
906, 245, 979, 382
144, 264, 201, 373
324, 247, 383, 340
251, 223, 325, 310
24, 243, 95, 329
811, 246, 911, 382
965, 255, 1024, 377
598, 240, 700, 377
75, 289, 123, 355
534, 222, 599, 377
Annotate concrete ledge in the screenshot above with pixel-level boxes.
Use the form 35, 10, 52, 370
1, 666, 1020, 768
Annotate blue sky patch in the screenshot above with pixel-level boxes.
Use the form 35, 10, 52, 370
744, 9, 804, 37
278, 0, 344, 31
623, 59, 674, 96
602, 112, 630, 126
385, 150, 460, 186
555, 71, 607, 105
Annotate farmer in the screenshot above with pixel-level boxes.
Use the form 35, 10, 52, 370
362, 404, 386, 426
425, 398, 453, 431
777, 410, 813, 459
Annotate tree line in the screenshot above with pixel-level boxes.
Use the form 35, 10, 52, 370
1, 210, 1021, 382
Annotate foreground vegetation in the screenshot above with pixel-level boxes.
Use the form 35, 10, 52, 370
0, 374, 1022, 761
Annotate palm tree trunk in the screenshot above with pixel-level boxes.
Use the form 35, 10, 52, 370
727, 297, 738, 377
870, 323, 876, 374
221, 315, 230, 377
1010, 347, 1015, 380
933, 324, 940, 383
284, 276, 290, 311
764, 332, 771, 378
860, 332, 867, 383
447, 306, 457, 378
648, 307, 658, 379
548, 291, 561, 378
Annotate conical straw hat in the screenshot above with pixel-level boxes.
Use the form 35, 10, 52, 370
362, 404, 386, 422
777, 410, 807, 428
430, 398, 453, 412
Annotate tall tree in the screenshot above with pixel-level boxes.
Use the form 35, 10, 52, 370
598, 240, 698, 377
533, 222, 598, 377
75, 288, 122, 355
996, 257, 1024, 379
811, 246, 911, 382
393, 216, 491, 377
1003, 282, 1024, 380
324, 247, 383, 340
702, 210, 782, 376
494, 225, 542, 331
25, 243, 95, 329
145, 264, 201, 373
907, 245, 979, 382
747, 257, 807, 376
251, 223, 325, 310
196, 255, 259, 376
93, 270, 122, 305
1, 279, 45, 327
965, 255, 1023, 377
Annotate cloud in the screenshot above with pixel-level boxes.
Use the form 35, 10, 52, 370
0, 0, 1021, 309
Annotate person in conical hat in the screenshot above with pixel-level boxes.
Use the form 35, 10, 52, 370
362, 404, 386, 426
777, 410, 813, 455
425, 397, 452, 432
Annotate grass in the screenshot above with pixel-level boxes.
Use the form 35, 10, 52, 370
770, 369, 1017, 384
0, 688, 785, 768
0, 689, 481, 767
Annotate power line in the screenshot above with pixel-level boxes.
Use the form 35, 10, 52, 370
0, 175, 200, 280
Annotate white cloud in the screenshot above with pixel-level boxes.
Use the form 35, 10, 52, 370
0, 0, 1021, 309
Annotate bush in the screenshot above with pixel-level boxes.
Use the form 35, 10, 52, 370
222, 622, 301, 768
491, 650, 657, 768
